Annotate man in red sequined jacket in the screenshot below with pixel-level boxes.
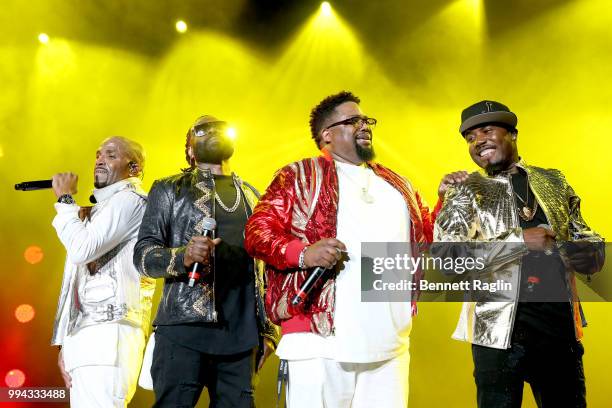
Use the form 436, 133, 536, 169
245, 91, 435, 407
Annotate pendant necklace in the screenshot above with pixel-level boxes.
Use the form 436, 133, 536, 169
511, 174, 537, 221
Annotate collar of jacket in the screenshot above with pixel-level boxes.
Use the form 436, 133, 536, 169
319, 147, 374, 167
92, 177, 144, 203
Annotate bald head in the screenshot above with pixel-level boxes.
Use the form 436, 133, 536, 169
94, 136, 145, 188
193, 115, 221, 126
102, 136, 145, 173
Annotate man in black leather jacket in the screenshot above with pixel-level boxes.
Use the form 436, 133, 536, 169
134, 115, 279, 407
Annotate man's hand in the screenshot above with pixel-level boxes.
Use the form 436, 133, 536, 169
52, 173, 78, 198
523, 227, 556, 252
256, 338, 275, 372
564, 241, 603, 273
183, 236, 222, 268
57, 349, 71, 388
303, 238, 347, 269
78, 206, 93, 221
438, 171, 469, 200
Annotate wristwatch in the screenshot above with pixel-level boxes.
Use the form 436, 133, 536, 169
57, 194, 75, 205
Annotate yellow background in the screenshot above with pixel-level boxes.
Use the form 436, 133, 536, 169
1, 1, 610, 406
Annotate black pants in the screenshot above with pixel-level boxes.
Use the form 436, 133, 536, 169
472, 331, 586, 408
151, 333, 255, 408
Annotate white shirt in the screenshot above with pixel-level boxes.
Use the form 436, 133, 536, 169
276, 161, 412, 363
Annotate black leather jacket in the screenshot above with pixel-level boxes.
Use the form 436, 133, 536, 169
134, 168, 279, 346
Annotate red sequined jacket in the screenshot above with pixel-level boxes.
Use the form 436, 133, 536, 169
245, 153, 435, 336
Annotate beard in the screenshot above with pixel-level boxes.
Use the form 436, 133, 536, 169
94, 170, 110, 188
355, 141, 375, 162
193, 135, 234, 165
93, 177, 105, 189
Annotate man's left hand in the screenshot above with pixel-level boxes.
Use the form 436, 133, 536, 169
256, 338, 275, 372
564, 241, 603, 273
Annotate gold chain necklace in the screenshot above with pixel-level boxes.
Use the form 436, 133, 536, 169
338, 163, 374, 203
215, 175, 241, 213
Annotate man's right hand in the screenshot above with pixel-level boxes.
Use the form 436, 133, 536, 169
57, 349, 71, 388
183, 236, 222, 268
523, 227, 556, 252
303, 238, 347, 269
438, 171, 469, 200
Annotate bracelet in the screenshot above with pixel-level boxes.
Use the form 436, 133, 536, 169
298, 247, 308, 269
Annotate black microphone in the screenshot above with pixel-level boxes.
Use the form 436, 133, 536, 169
188, 217, 217, 287
291, 267, 328, 306
14, 180, 53, 191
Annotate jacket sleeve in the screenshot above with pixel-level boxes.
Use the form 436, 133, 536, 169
414, 190, 434, 243
433, 183, 528, 273
563, 180, 605, 274
134, 180, 188, 278
244, 166, 307, 270
52, 191, 145, 265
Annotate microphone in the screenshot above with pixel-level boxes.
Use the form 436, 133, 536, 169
188, 217, 217, 287
14, 180, 52, 191
291, 267, 328, 306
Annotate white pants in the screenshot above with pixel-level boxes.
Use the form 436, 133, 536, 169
286, 352, 410, 408
63, 323, 145, 408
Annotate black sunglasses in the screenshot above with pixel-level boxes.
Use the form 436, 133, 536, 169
324, 116, 377, 131
192, 121, 228, 137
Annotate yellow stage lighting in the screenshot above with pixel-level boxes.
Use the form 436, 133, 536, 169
37, 33, 49, 44
227, 127, 237, 140
320, 2, 332, 17
175, 20, 188, 33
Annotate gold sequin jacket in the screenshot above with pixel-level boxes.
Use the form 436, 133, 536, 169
434, 160, 603, 349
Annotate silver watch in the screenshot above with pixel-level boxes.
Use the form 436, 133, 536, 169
57, 194, 75, 205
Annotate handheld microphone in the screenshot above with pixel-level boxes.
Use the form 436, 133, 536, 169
188, 217, 217, 287
291, 267, 328, 306
14, 180, 53, 191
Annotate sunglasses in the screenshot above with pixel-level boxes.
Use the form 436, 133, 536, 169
324, 116, 377, 131
192, 121, 229, 137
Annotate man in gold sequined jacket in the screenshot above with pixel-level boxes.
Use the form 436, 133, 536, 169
434, 100, 604, 408
134, 116, 279, 407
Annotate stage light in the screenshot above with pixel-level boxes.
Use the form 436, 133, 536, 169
5, 370, 26, 388
176, 20, 188, 33
24, 245, 43, 264
321, 2, 332, 17
15, 304, 35, 323
38, 33, 49, 44
227, 127, 237, 140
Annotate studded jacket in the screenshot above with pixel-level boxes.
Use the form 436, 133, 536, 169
434, 160, 604, 349
134, 169, 280, 347
244, 153, 433, 337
